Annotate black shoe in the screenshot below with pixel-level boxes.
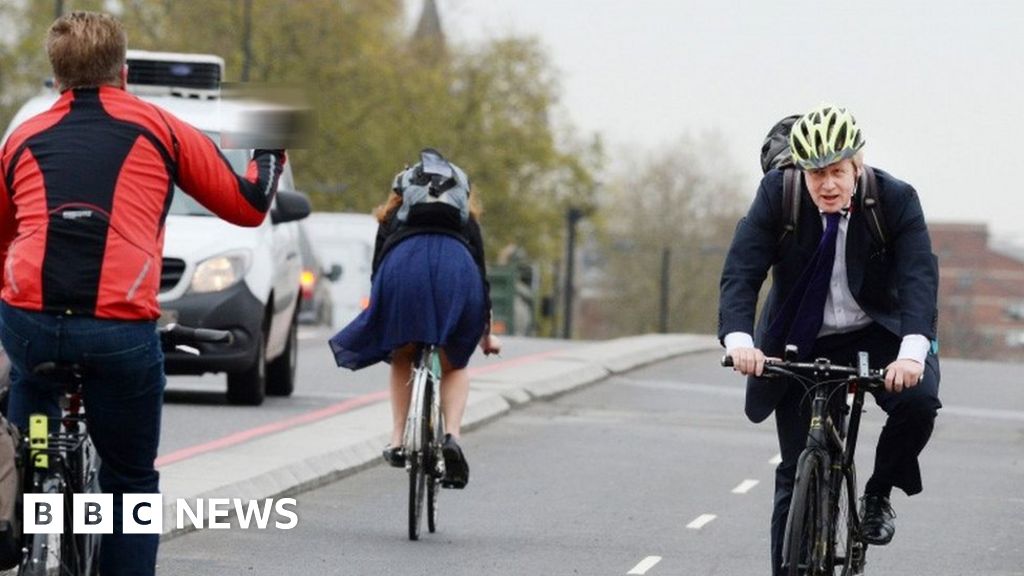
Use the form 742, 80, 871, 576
861, 495, 896, 545
441, 434, 469, 489
382, 445, 405, 468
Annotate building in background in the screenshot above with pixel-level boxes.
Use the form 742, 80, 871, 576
931, 223, 1024, 361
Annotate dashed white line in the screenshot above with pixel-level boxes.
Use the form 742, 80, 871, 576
769, 453, 783, 465
686, 514, 717, 529
627, 556, 663, 575
732, 479, 760, 494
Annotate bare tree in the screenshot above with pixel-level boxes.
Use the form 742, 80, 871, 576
589, 133, 747, 337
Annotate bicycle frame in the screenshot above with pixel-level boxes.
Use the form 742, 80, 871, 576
725, 350, 883, 576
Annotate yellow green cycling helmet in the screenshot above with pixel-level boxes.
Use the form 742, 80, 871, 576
789, 104, 865, 170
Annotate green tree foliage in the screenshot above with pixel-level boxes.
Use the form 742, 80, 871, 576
0, 0, 106, 124
1, 0, 597, 265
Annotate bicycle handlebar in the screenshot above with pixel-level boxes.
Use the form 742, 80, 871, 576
158, 323, 233, 347
721, 353, 885, 387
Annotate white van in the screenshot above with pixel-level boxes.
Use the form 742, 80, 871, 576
302, 212, 378, 328
1, 51, 310, 406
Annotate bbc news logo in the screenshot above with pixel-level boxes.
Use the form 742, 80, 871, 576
24, 494, 298, 534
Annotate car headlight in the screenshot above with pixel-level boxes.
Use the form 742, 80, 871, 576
189, 251, 251, 293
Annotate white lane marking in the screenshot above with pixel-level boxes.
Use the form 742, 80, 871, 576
686, 514, 717, 529
732, 479, 760, 494
627, 556, 663, 575
769, 453, 783, 465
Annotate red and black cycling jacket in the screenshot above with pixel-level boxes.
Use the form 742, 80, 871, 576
0, 85, 286, 320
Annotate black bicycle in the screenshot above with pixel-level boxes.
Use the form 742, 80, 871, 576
723, 348, 885, 576
14, 324, 231, 576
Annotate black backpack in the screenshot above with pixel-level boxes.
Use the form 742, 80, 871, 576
0, 408, 22, 569
761, 115, 888, 250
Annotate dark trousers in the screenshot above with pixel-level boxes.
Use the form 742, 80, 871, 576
0, 302, 164, 576
769, 323, 941, 576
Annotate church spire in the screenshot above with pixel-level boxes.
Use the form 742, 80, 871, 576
413, 0, 446, 54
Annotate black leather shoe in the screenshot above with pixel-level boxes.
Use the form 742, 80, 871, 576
441, 434, 469, 489
861, 495, 896, 545
382, 445, 405, 468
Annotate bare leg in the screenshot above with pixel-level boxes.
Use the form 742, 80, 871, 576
439, 350, 470, 439
389, 344, 416, 447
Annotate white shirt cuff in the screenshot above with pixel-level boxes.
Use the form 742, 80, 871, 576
898, 334, 930, 365
724, 332, 755, 353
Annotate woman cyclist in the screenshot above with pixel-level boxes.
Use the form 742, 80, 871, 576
329, 148, 500, 489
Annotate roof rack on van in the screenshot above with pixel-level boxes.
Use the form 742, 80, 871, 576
126, 50, 223, 100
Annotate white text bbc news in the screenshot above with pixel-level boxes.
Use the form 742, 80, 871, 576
23, 495, 299, 534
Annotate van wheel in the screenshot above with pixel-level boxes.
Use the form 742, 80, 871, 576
267, 313, 298, 397
227, 328, 267, 406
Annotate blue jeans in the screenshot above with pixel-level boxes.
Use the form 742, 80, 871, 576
0, 302, 164, 576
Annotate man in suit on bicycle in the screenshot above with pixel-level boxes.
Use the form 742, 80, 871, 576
718, 104, 941, 575
0, 12, 285, 576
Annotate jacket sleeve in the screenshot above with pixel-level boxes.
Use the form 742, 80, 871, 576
370, 219, 391, 281
168, 114, 286, 226
465, 218, 493, 327
888, 184, 939, 340
718, 172, 784, 343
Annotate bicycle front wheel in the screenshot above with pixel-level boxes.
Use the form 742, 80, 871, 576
406, 358, 432, 541
829, 464, 863, 575
784, 451, 827, 576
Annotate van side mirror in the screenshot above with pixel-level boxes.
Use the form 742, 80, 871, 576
325, 263, 343, 282
271, 190, 311, 224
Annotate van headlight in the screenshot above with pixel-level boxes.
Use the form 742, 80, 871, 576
189, 251, 251, 293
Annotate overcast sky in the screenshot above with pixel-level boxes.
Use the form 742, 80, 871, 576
408, 0, 1024, 240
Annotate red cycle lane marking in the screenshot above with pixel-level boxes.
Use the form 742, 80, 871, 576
156, 348, 568, 468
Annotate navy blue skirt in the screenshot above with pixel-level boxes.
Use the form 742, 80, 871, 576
328, 234, 486, 370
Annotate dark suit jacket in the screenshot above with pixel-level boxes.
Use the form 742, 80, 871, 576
718, 167, 939, 423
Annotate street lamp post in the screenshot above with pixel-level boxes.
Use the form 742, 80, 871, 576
562, 207, 584, 339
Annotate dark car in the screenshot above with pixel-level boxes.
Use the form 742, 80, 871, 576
297, 222, 341, 326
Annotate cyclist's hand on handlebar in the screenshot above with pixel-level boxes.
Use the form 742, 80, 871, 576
883, 358, 924, 393
727, 347, 767, 377
481, 334, 502, 356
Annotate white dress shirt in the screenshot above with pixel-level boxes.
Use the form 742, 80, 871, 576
725, 211, 930, 365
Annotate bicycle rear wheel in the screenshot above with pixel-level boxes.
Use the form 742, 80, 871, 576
18, 475, 69, 576
426, 377, 443, 534
425, 449, 439, 534
66, 437, 101, 576
407, 452, 426, 541
784, 451, 827, 576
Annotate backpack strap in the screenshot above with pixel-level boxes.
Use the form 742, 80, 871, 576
779, 167, 801, 243
859, 165, 887, 248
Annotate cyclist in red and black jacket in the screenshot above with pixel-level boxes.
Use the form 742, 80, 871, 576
0, 12, 285, 576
